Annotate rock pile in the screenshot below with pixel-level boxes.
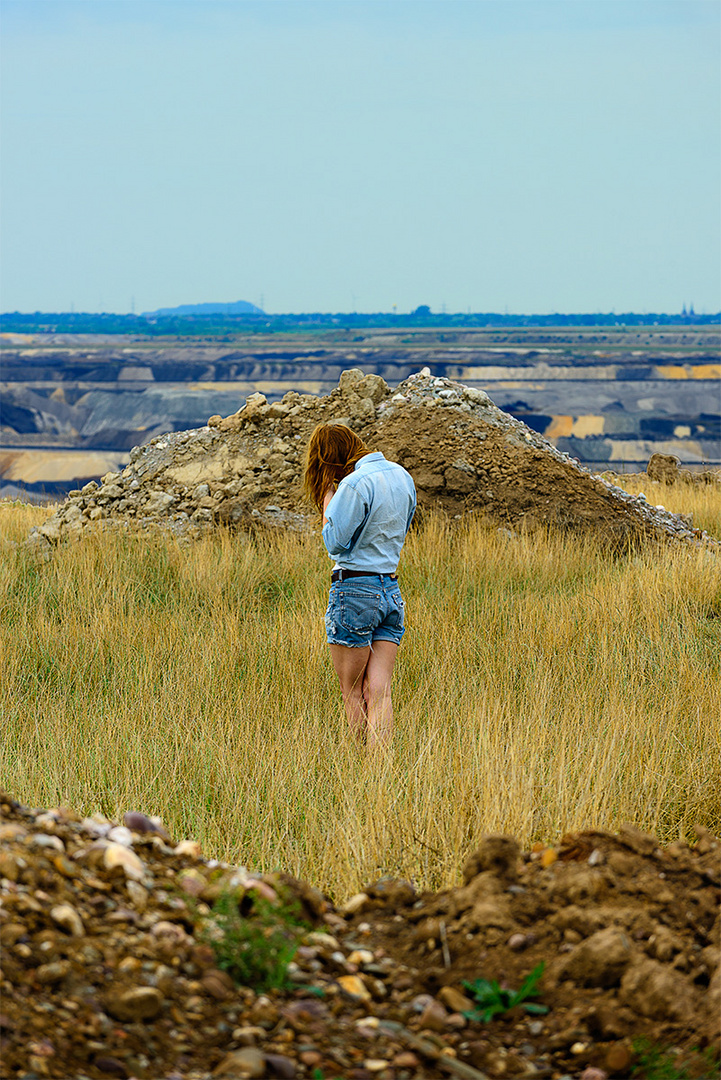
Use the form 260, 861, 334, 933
29, 370, 715, 551
646, 453, 721, 486
1, 793, 719, 1079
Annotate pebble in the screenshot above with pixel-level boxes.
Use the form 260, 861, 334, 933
107, 826, 134, 846
103, 843, 145, 880
342, 893, 370, 915
29, 833, 65, 852
36, 961, 71, 985
347, 949, 374, 965
123, 811, 168, 838
50, 903, 84, 937
126, 880, 148, 910
105, 985, 164, 1022
337, 975, 372, 1002
94, 1056, 129, 1078
213, 1048, 266, 1077
175, 839, 202, 858
264, 1054, 296, 1078
419, 1001, 448, 1032
437, 985, 474, 1012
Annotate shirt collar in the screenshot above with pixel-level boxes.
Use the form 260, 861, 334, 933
354, 452, 385, 471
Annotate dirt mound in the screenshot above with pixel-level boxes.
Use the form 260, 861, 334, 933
28, 370, 714, 551
1, 793, 719, 1080
645, 454, 721, 486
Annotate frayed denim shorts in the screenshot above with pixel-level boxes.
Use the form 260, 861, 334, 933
325, 575, 406, 648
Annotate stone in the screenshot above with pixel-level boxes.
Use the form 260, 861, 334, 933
105, 985, 164, 1022
393, 1053, 420, 1068
647, 453, 680, 483
213, 1048, 266, 1077
419, 1001, 448, 1032
144, 490, 176, 515
107, 825, 134, 846
202, 969, 235, 1000
437, 985, 474, 1013
620, 958, 694, 1022
557, 928, 633, 988
264, 1054, 296, 1078
342, 893, 370, 915
0, 823, 28, 841
36, 961, 71, 985
462, 835, 520, 883
357, 374, 388, 403
103, 843, 145, 880
604, 1044, 634, 1075
347, 949, 374, 966
337, 975, 372, 1002
618, 823, 658, 856
94, 1056, 129, 1078
125, 881, 148, 911
586, 1004, 629, 1040
0, 851, 21, 880
174, 839, 202, 858
50, 903, 84, 937
29, 833, 64, 852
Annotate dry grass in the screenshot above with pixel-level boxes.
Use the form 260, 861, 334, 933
1, 491, 720, 900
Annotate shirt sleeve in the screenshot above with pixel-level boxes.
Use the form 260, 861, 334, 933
405, 489, 417, 535
322, 482, 369, 558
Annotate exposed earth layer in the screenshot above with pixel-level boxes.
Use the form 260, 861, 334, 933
1, 793, 719, 1080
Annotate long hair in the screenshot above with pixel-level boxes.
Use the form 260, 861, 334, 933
303, 423, 371, 513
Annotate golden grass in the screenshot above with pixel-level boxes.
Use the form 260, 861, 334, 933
1, 492, 720, 900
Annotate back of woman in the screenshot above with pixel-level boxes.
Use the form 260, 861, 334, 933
304, 423, 416, 752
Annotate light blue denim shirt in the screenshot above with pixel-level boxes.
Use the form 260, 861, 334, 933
322, 452, 416, 572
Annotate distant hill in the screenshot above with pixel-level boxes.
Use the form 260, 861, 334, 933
143, 300, 265, 317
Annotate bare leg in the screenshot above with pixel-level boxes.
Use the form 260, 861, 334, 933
329, 644, 371, 743
362, 640, 398, 752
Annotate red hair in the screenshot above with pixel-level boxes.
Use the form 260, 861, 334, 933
303, 423, 370, 513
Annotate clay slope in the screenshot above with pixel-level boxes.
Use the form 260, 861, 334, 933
29, 370, 714, 550
0, 793, 719, 1080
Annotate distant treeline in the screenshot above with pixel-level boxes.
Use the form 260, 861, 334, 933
1, 310, 719, 336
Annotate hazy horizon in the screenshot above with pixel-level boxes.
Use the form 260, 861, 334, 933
1, 0, 719, 316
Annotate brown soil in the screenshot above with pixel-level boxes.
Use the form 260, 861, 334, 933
1, 794, 719, 1080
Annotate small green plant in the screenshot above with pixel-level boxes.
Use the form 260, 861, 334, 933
199, 886, 309, 992
462, 962, 548, 1023
629, 1038, 719, 1080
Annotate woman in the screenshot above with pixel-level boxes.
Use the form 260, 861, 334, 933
304, 423, 416, 751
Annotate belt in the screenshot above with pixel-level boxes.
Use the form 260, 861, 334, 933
331, 569, 397, 582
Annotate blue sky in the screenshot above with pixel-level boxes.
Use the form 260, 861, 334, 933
1, 0, 719, 314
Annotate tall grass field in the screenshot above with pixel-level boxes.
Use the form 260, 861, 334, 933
2, 478, 720, 900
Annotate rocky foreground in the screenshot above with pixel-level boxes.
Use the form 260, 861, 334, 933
28, 370, 716, 553
1, 793, 719, 1080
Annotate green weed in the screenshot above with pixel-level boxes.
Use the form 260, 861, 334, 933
462, 962, 548, 1023
199, 886, 309, 992
631, 1038, 720, 1080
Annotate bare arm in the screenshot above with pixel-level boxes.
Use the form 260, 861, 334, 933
322, 486, 335, 526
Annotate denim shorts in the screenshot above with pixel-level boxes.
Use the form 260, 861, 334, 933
325, 575, 406, 648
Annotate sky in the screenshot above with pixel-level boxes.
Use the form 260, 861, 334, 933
1, 0, 719, 315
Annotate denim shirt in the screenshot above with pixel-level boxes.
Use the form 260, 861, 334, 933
322, 452, 416, 573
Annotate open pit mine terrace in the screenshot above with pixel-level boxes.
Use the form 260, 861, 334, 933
1, 326, 719, 501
